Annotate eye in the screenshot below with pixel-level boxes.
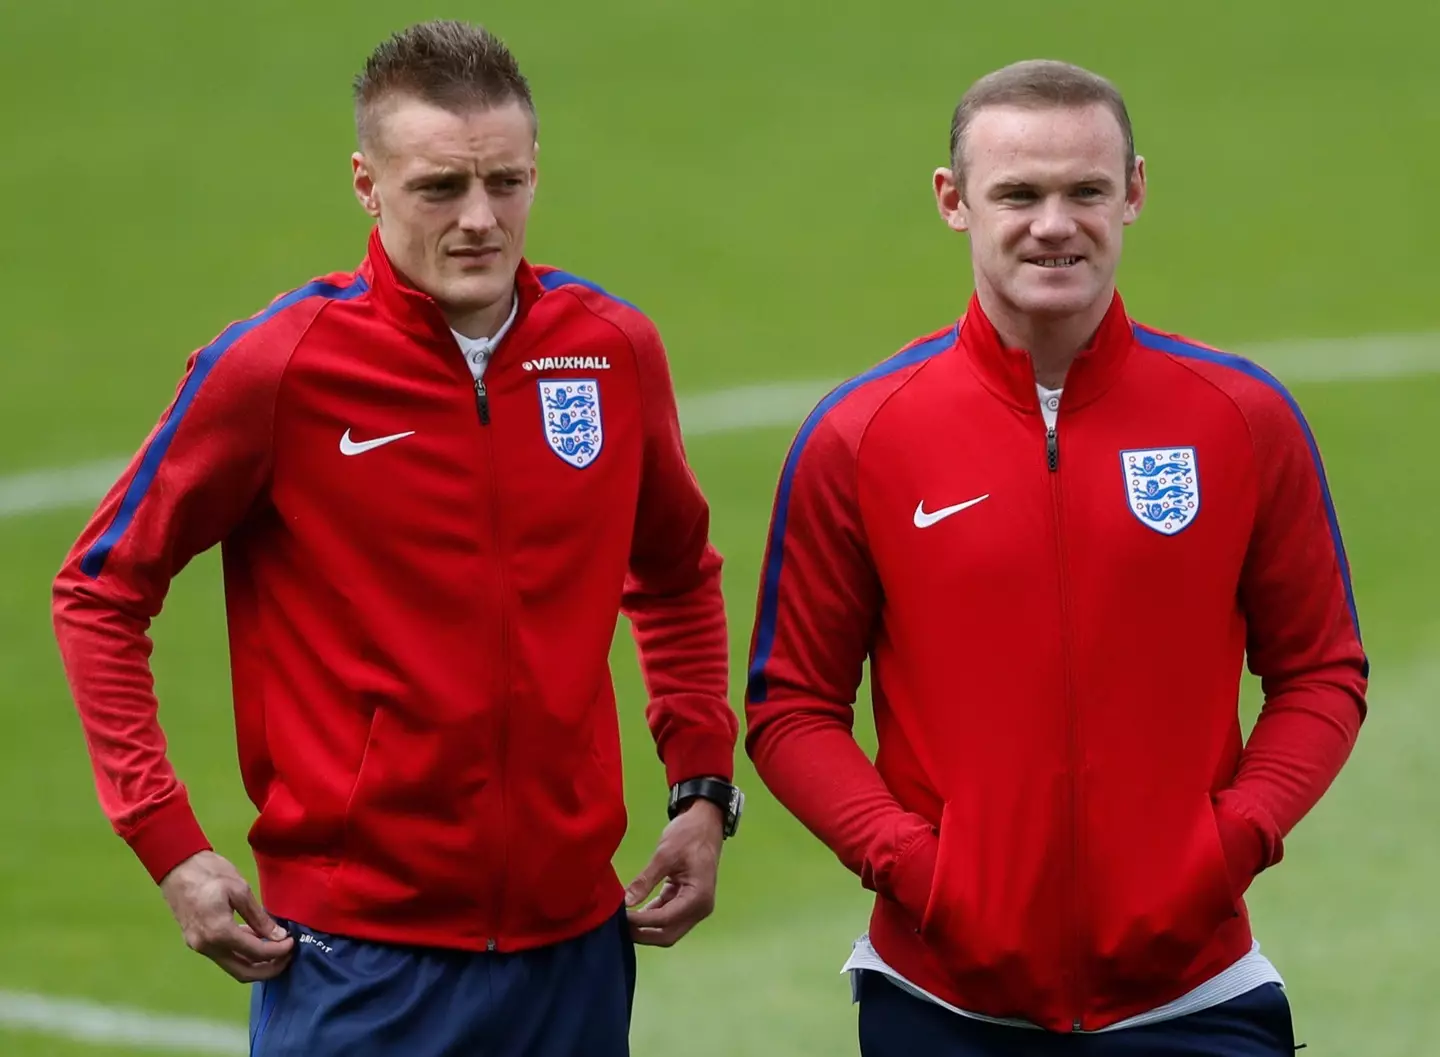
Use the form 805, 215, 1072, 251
1073, 185, 1105, 199
420, 180, 463, 199
1002, 188, 1038, 203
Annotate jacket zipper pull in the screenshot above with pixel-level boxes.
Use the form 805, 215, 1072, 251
475, 379, 491, 426
1046, 426, 1059, 471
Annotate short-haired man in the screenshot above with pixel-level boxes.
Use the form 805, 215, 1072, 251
745, 59, 1365, 1056
52, 20, 743, 1057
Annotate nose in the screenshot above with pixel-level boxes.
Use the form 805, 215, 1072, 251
458, 187, 498, 235
1030, 195, 1078, 241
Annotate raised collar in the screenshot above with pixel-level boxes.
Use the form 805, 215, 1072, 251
356, 226, 545, 347
959, 289, 1134, 413
452, 294, 519, 352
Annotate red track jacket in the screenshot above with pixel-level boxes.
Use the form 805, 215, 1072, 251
53, 229, 738, 953
745, 291, 1367, 1032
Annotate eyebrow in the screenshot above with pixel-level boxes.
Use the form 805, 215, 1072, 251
403, 165, 529, 191
991, 173, 1117, 190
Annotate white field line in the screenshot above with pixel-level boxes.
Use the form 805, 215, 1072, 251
0, 989, 248, 1053
1, 330, 1437, 523
0, 458, 130, 520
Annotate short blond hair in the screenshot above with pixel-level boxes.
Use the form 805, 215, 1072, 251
949, 59, 1135, 193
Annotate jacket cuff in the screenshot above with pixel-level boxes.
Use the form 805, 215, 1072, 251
887, 829, 940, 924
1213, 794, 1277, 900
126, 796, 213, 884
659, 720, 737, 786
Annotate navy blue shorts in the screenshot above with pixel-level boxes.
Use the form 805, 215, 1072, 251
248, 906, 636, 1057
857, 971, 1298, 1057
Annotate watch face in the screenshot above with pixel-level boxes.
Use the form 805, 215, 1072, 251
727, 788, 745, 836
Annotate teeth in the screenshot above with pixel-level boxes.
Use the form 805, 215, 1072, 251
1035, 257, 1079, 267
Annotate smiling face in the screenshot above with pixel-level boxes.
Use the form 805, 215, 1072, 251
935, 102, 1146, 330
352, 96, 537, 335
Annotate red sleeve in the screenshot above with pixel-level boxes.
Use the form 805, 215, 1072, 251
51, 324, 289, 885
744, 405, 938, 922
620, 319, 737, 786
1215, 383, 1368, 897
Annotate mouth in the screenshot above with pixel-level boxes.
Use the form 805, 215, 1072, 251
447, 246, 503, 266
1025, 255, 1085, 269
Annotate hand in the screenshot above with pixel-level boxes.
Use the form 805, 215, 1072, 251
159, 850, 295, 982
1213, 800, 1266, 901
623, 799, 725, 947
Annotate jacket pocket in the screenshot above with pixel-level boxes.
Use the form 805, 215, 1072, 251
1204, 801, 1246, 911
918, 803, 967, 940
323, 702, 497, 921
917, 783, 1069, 1019
1088, 795, 1238, 994
325, 704, 387, 892
501, 724, 625, 933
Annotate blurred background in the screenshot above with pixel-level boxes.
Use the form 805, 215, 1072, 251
2, 2, 1436, 1055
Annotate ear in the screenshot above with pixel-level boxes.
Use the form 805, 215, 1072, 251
352, 152, 381, 219
1123, 155, 1147, 226
934, 167, 969, 233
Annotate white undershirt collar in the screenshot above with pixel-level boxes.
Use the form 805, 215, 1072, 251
451, 295, 519, 382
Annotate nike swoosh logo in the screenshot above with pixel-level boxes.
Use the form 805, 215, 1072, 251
914, 494, 990, 528
339, 429, 416, 456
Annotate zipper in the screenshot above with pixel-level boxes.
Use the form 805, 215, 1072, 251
475, 379, 491, 426
1045, 418, 1084, 1030
458, 304, 517, 947
469, 370, 507, 950
488, 448, 512, 952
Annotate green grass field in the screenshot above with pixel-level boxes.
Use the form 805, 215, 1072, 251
3, 2, 1437, 1054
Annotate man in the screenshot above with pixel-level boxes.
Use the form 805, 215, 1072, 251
52, 20, 743, 1057
745, 59, 1366, 1056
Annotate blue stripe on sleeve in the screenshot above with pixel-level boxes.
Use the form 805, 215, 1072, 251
746, 328, 958, 704
79, 276, 368, 579
1133, 326, 1363, 645
537, 269, 640, 311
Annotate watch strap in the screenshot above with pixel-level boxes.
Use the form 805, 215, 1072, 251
668, 777, 742, 838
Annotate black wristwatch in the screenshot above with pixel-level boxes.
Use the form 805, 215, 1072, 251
668, 777, 744, 838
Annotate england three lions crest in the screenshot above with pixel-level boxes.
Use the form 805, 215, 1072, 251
539, 380, 603, 469
1122, 447, 1199, 536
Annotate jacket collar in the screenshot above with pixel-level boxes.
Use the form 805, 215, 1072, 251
959, 288, 1133, 413
356, 226, 546, 346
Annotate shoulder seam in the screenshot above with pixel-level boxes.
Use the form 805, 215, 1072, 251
536, 269, 642, 313
804, 325, 960, 443
746, 325, 958, 703
270, 293, 355, 486
543, 282, 653, 427
1133, 327, 1261, 446
850, 333, 957, 563
1134, 333, 1262, 571
77, 274, 366, 579
854, 342, 948, 458
1133, 324, 1363, 643
232, 279, 372, 491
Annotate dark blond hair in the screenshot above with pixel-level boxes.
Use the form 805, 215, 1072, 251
949, 60, 1135, 193
353, 20, 536, 149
